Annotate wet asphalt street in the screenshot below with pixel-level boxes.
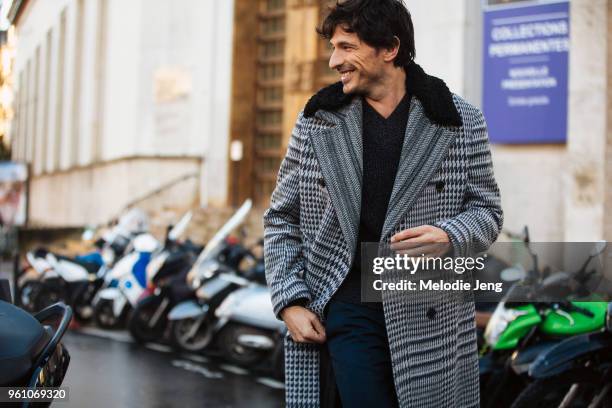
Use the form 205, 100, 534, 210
52, 329, 284, 408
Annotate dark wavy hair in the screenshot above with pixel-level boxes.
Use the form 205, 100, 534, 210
317, 0, 416, 67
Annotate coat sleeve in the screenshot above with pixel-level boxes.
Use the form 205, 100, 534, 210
434, 107, 504, 257
263, 112, 312, 319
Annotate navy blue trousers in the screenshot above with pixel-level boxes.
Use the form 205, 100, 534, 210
323, 300, 399, 408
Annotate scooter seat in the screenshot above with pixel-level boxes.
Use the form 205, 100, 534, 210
0, 301, 51, 385
57, 254, 100, 274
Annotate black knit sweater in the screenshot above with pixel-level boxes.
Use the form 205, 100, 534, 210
332, 91, 412, 308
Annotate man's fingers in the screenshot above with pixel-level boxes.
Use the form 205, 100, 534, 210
391, 225, 424, 242
297, 316, 325, 344
390, 225, 429, 243
390, 237, 431, 252
287, 312, 326, 344
302, 328, 325, 343
310, 316, 327, 341
292, 327, 324, 344
397, 243, 440, 257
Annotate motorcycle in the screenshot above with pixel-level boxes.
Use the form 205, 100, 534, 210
18, 227, 131, 321
127, 212, 203, 343
126, 234, 255, 345
480, 230, 608, 408
0, 279, 72, 408
166, 200, 256, 352
92, 232, 160, 329
93, 211, 198, 330
213, 259, 286, 378
510, 318, 612, 408
167, 201, 286, 377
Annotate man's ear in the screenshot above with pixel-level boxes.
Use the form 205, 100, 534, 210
382, 36, 401, 63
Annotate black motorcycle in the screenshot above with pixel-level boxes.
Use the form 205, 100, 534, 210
510, 304, 612, 408
0, 279, 72, 407
126, 239, 201, 343
127, 236, 254, 344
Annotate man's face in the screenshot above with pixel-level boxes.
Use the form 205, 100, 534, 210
328, 26, 386, 96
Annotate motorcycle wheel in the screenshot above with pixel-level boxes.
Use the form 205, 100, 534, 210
128, 296, 167, 344
170, 318, 212, 352
94, 299, 125, 329
217, 323, 270, 367
510, 370, 603, 408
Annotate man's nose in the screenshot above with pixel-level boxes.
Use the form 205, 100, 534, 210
329, 49, 342, 71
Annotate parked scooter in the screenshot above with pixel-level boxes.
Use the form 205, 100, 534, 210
18, 209, 147, 319
510, 307, 612, 407
0, 279, 72, 407
127, 213, 203, 343
92, 232, 160, 329
166, 200, 256, 352
127, 234, 255, 344
213, 261, 286, 377
19, 248, 100, 315
93, 212, 196, 329
480, 232, 608, 408
127, 246, 197, 343
167, 201, 286, 377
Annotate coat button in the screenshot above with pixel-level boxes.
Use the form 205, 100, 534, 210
426, 307, 437, 320
435, 180, 445, 192
318, 178, 326, 188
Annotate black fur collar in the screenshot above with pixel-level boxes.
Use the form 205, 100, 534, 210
303, 61, 462, 127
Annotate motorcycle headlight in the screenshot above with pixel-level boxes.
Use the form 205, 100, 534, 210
484, 302, 528, 347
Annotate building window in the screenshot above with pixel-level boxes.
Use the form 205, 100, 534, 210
254, 0, 286, 206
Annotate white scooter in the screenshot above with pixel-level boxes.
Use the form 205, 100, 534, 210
213, 263, 286, 377
92, 211, 193, 329
18, 208, 148, 317
166, 199, 285, 374
167, 200, 253, 349
92, 233, 159, 329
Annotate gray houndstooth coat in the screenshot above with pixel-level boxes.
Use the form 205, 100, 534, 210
263, 61, 503, 408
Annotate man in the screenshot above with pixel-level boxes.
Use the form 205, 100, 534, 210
263, 0, 503, 407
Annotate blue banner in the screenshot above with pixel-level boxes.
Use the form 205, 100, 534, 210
483, 0, 569, 144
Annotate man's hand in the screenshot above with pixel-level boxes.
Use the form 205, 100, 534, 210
390, 225, 451, 257
280, 305, 326, 344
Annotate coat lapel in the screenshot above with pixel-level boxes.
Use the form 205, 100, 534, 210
309, 97, 363, 256
303, 61, 464, 249
380, 97, 458, 240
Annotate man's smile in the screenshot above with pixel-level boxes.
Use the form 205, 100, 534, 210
339, 68, 356, 83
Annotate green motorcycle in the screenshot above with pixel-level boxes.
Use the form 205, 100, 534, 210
479, 229, 607, 408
